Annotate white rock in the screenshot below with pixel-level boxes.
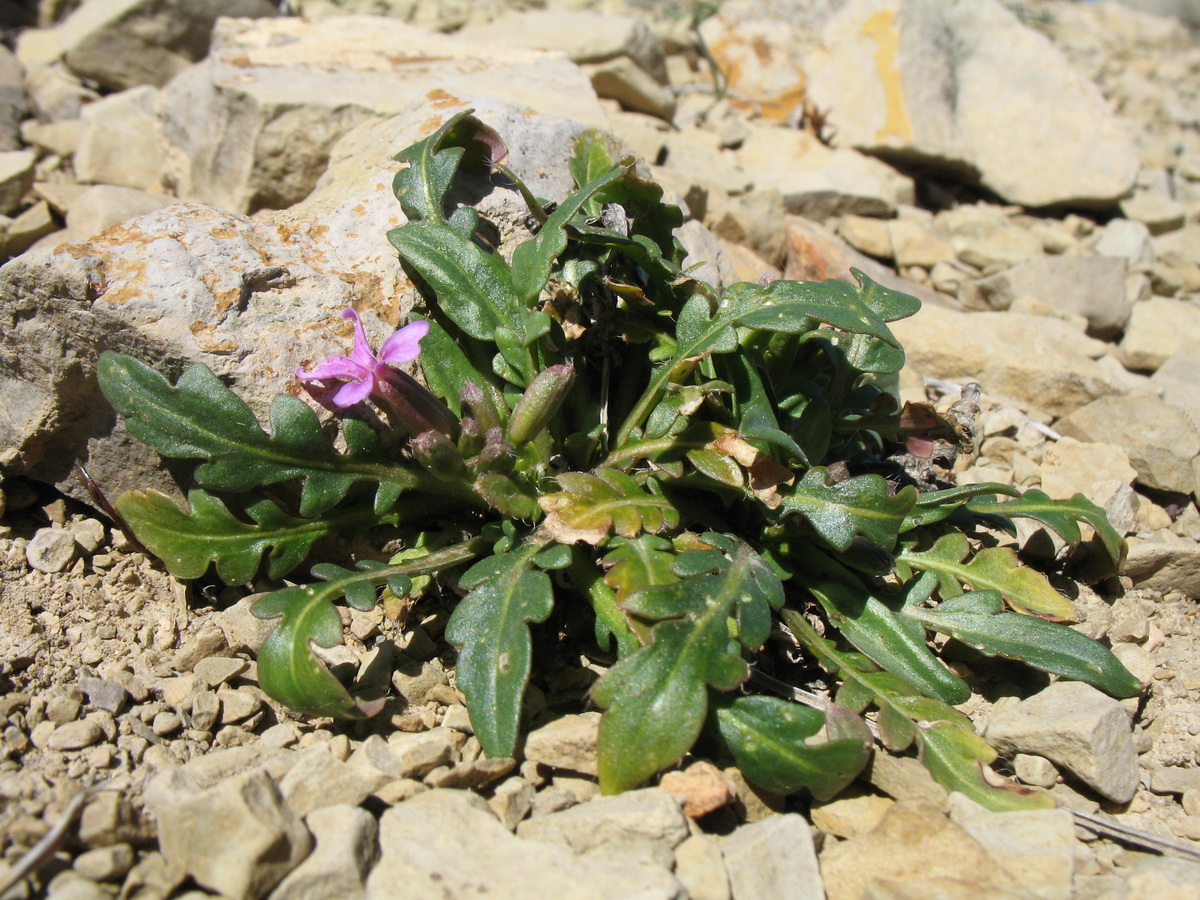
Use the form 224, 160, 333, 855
933, 204, 1045, 270
279, 746, 388, 818
674, 834, 730, 900
366, 790, 684, 899
1039, 438, 1138, 501
26, 526, 77, 573
1117, 297, 1200, 372
804, 0, 1140, 208
160, 15, 605, 213
984, 682, 1139, 804
721, 814, 824, 900
269, 804, 377, 900
74, 85, 163, 189
385, 727, 461, 779
157, 769, 312, 900
1151, 349, 1200, 426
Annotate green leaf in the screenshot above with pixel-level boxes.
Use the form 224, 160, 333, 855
781, 467, 918, 553
388, 222, 525, 344
920, 721, 1054, 812
902, 482, 1022, 531
97, 352, 444, 516
905, 592, 1140, 698
253, 583, 379, 719
601, 534, 680, 606
593, 540, 782, 792
711, 695, 871, 799
114, 489, 375, 584
510, 160, 630, 304
968, 490, 1126, 577
800, 565, 971, 706
593, 602, 747, 794
253, 539, 483, 720
415, 318, 498, 417
392, 109, 503, 234
445, 544, 555, 758
614, 281, 766, 446
898, 533, 1077, 621
539, 469, 679, 545
736, 274, 901, 344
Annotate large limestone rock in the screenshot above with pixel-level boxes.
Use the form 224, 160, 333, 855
0, 96, 594, 504
803, 0, 1140, 208
24, 0, 279, 91
160, 15, 606, 214
888, 305, 1118, 418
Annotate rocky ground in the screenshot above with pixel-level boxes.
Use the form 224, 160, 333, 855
2, 0, 1200, 898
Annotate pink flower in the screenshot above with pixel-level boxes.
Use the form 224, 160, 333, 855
296, 308, 429, 409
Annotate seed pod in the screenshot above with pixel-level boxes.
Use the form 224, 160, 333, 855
410, 429, 466, 479
506, 364, 575, 446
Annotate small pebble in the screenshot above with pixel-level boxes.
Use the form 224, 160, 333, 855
46, 694, 83, 724
193, 656, 247, 687
47, 719, 104, 751
80, 678, 128, 714
152, 712, 182, 737
73, 843, 135, 881
25, 527, 77, 573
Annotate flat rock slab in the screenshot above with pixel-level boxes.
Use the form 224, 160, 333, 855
161, 14, 606, 213
366, 789, 685, 899
803, 0, 1139, 208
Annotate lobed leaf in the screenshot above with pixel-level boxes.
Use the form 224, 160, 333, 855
114, 489, 375, 584
445, 544, 555, 758
781, 467, 918, 553
539, 469, 679, 545
97, 352, 436, 516
920, 721, 1054, 811
898, 533, 1077, 621
601, 534, 680, 606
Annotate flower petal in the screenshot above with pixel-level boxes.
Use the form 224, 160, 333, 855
378, 319, 430, 365
341, 308, 380, 370
331, 377, 374, 408
295, 354, 369, 382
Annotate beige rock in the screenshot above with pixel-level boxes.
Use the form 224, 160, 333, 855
1118, 297, 1200, 372
2, 200, 58, 257
160, 15, 605, 214
457, 9, 667, 83
1040, 438, 1138, 501
1121, 172, 1187, 234
984, 682, 1139, 804
1054, 393, 1200, 495
19, 118, 82, 156
934, 204, 1044, 270
811, 789, 894, 838
658, 761, 735, 819
837, 214, 894, 259
803, 0, 1139, 208
673, 834, 730, 900
582, 57, 675, 121
736, 126, 914, 220
1123, 538, 1200, 597
63, 184, 176, 241
698, 10, 809, 124
706, 188, 787, 266
1151, 349, 1200, 427
890, 306, 1116, 418
0, 149, 35, 215
948, 795, 1076, 900
820, 801, 1021, 900
1153, 224, 1200, 269
722, 814, 824, 900
888, 219, 955, 269
960, 255, 1131, 340
75, 85, 162, 189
